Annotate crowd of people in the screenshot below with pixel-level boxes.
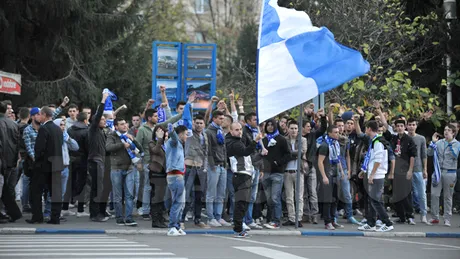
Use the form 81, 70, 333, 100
0, 88, 459, 238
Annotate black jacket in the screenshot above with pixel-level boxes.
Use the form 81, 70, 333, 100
88, 103, 106, 162
305, 116, 327, 163
34, 120, 64, 173
262, 119, 291, 173
205, 124, 227, 168
242, 125, 264, 170
68, 122, 89, 161
0, 114, 19, 171
226, 134, 257, 173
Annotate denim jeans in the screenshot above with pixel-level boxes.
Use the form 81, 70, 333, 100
206, 166, 227, 220
133, 167, 140, 204
44, 168, 69, 217
167, 175, 185, 229
226, 169, 235, 220
412, 171, 427, 216
337, 171, 353, 219
141, 164, 151, 215
262, 172, 284, 223
181, 167, 207, 223
244, 169, 260, 224
111, 168, 135, 221
22, 175, 30, 209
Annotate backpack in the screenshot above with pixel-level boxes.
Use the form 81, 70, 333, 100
371, 136, 394, 158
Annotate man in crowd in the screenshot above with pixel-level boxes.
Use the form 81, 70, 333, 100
428, 124, 460, 227
65, 104, 79, 130
407, 118, 429, 224
227, 122, 262, 237
128, 114, 142, 137
28, 106, 64, 224
0, 101, 21, 223
283, 121, 307, 227
358, 120, 394, 232
87, 92, 110, 222
390, 119, 417, 225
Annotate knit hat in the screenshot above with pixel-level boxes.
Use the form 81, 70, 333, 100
30, 107, 40, 116
341, 111, 354, 122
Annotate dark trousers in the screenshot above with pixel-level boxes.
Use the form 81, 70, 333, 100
1, 168, 22, 220
319, 175, 338, 225
233, 173, 252, 233
99, 159, 112, 214
365, 178, 392, 227
30, 171, 62, 221
150, 176, 167, 222
88, 160, 105, 218
393, 175, 414, 221
181, 167, 206, 224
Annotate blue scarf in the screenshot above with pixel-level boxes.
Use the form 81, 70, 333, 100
361, 135, 379, 172
325, 135, 341, 165
157, 107, 166, 123
106, 119, 114, 130
116, 131, 139, 163
430, 141, 441, 187
246, 124, 261, 149
211, 122, 224, 145
266, 129, 280, 143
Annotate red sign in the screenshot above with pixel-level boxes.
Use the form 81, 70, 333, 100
0, 70, 21, 95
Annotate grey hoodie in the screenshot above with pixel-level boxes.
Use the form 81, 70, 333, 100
428, 138, 460, 170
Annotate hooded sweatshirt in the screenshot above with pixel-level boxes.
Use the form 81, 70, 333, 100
428, 138, 460, 170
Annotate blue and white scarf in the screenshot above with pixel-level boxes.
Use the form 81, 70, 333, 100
246, 124, 261, 150
116, 131, 140, 164
157, 107, 166, 123
211, 122, 224, 145
324, 135, 341, 165
266, 129, 280, 143
361, 135, 379, 172
429, 141, 441, 187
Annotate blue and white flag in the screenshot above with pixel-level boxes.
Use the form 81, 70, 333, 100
256, 0, 370, 123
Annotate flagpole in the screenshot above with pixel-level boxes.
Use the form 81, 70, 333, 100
295, 103, 303, 229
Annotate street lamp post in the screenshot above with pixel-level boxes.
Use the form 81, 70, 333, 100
444, 0, 457, 115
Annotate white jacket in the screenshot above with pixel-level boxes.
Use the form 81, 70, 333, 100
367, 141, 388, 179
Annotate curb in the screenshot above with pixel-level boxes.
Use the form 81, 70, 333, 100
1, 228, 459, 238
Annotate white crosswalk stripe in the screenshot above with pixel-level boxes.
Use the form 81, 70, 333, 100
0, 235, 188, 259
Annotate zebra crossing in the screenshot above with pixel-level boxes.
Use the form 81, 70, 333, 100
0, 235, 188, 259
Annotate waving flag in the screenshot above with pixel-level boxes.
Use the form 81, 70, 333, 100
257, 0, 370, 123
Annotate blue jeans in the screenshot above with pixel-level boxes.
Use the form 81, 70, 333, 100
206, 165, 227, 220
244, 169, 260, 224
226, 169, 235, 220
412, 171, 427, 216
262, 172, 284, 223
111, 168, 135, 221
337, 171, 353, 219
133, 167, 140, 204
22, 174, 30, 209
141, 164, 151, 215
44, 168, 69, 217
167, 175, 185, 229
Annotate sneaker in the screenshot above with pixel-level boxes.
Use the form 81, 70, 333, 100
376, 220, 383, 227
354, 209, 363, 216
325, 223, 335, 230
311, 216, 318, 224
116, 219, 125, 225
91, 215, 109, 222
208, 219, 222, 227
68, 203, 75, 209
376, 224, 394, 232
361, 218, 368, 224
332, 222, 344, 229
76, 212, 90, 218
186, 211, 193, 219
243, 222, 251, 231
178, 228, 187, 236
218, 219, 232, 227
180, 222, 185, 230
444, 220, 451, 227
142, 214, 151, 221
195, 222, 211, 229
167, 227, 180, 236
125, 219, 138, 226
283, 220, 296, 226
234, 231, 248, 238
421, 216, 431, 225
408, 218, 416, 225
338, 209, 345, 217
105, 210, 115, 219
429, 218, 440, 224
358, 224, 376, 231
264, 222, 280, 229
61, 210, 76, 216
348, 217, 362, 225
248, 222, 263, 229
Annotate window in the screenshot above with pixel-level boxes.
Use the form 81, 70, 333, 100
195, 0, 210, 14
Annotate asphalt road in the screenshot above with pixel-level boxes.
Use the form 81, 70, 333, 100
0, 234, 459, 259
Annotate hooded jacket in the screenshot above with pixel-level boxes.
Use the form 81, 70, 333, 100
428, 138, 460, 170
226, 134, 257, 176
262, 119, 291, 173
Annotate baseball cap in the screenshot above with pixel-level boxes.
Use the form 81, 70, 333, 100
30, 107, 40, 116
